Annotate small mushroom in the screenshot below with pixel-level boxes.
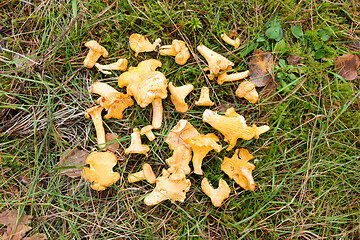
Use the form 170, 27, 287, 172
81, 151, 120, 191
85, 105, 106, 150
195, 87, 215, 106
201, 178, 231, 207
95, 59, 128, 74
128, 163, 156, 184
124, 128, 150, 156
217, 70, 249, 85
197, 44, 234, 80
159, 39, 190, 65
221, 148, 256, 191
91, 82, 134, 120
202, 108, 270, 151
165, 120, 200, 150
235, 81, 259, 104
184, 133, 222, 175
221, 33, 240, 49
144, 169, 191, 206
166, 145, 192, 180
168, 82, 194, 112
140, 125, 155, 141
129, 33, 161, 57
83, 40, 109, 68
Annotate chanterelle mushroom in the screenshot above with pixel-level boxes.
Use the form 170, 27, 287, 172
166, 145, 192, 180
144, 169, 191, 206
202, 108, 270, 151
168, 82, 194, 112
201, 178, 231, 207
217, 70, 249, 85
140, 125, 155, 141
195, 87, 215, 106
85, 105, 106, 150
197, 44, 234, 80
81, 151, 120, 191
235, 81, 259, 104
165, 120, 200, 150
125, 128, 150, 156
221, 33, 240, 49
95, 59, 128, 75
221, 148, 256, 191
118, 59, 168, 129
159, 39, 190, 65
91, 82, 134, 120
184, 133, 222, 175
129, 33, 161, 57
128, 163, 156, 184
83, 40, 109, 68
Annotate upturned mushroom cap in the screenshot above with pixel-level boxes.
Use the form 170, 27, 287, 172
84, 40, 109, 68
124, 128, 150, 156
202, 108, 269, 151
159, 39, 190, 65
91, 82, 134, 120
81, 151, 120, 191
95, 59, 128, 74
195, 87, 215, 106
144, 169, 191, 206
221, 148, 256, 191
197, 44, 234, 78
166, 145, 192, 180
129, 34, 161, 57
184, 133, 222, 175
235, 81, 258, 104
128, 163, 156, 184
168, 82, 194, 112
165, 120, 200, 150
201, 178, 231, 207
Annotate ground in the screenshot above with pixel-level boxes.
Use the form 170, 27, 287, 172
0, 0, 359, 239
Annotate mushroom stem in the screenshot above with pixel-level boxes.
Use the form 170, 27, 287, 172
84, 51, 102, 68
152, 98, 163, 129
128, 163, 156, 184
240, 168, 255, 191
95, 59, 128, 75
192, 147, 211, 175
217, 71, 249, 85
85, 106, 106, 150
221, 33, 241, 49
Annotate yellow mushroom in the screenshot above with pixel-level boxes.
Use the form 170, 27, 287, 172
159, 39, 190, 65
235, 81, 259, 104
144, 169, 191, 206
140, 125, 155, 141
95, 59, 128, 74
217, 70, 249, 85
165, 120, 200, 150
124, 128, 150, 156
129, 33, 161, 57
221, 148, 256, 191
195, 87, 215, 106
184, 133, 222, 175
81, 151, 120, 191
201, 178, 231, 207
128, 163, 156, 184
84, 105, 106, 150
83, 40, 109, 68
221, 33, 240, 49
168, 82, 194, 112
202, 108, 270, 151
91, 82, 134, 120
166, 145, 192, 180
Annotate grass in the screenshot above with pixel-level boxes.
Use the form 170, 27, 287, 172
1, 0, 360, 239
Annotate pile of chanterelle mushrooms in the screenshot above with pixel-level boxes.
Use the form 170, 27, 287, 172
81, 33, 269, 207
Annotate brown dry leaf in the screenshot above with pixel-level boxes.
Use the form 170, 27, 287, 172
248, 48, 275, 87
0, 209, 32, 240
287, 54, 300, 66
23, 233, 47, 240
58, 148, 87, 178
105, 133, 119, 153
333, 53, 360, 81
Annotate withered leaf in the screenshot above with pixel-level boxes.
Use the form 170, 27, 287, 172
287, 54, 300, 66
248, 48, 275, 87
58, 148, 88, 178
23, 233, 47, 240
0, 209, 32, 240
333, 53, 360, 81
105, 133, 119, 153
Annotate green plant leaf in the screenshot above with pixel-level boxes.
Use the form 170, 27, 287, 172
290, 25, 303, 39
265, 25, 282, 40
318, 29, 331, 41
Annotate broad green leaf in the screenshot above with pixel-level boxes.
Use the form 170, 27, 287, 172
290, 25, 303, 39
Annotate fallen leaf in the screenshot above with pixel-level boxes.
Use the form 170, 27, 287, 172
333, 53, 360, 81
248, 48, 275, 87
0, 209, 32, 240
105, 133, 119, 153
58, 148, 88, 178
287, 54, 300, 66
23, 233, 47, 240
